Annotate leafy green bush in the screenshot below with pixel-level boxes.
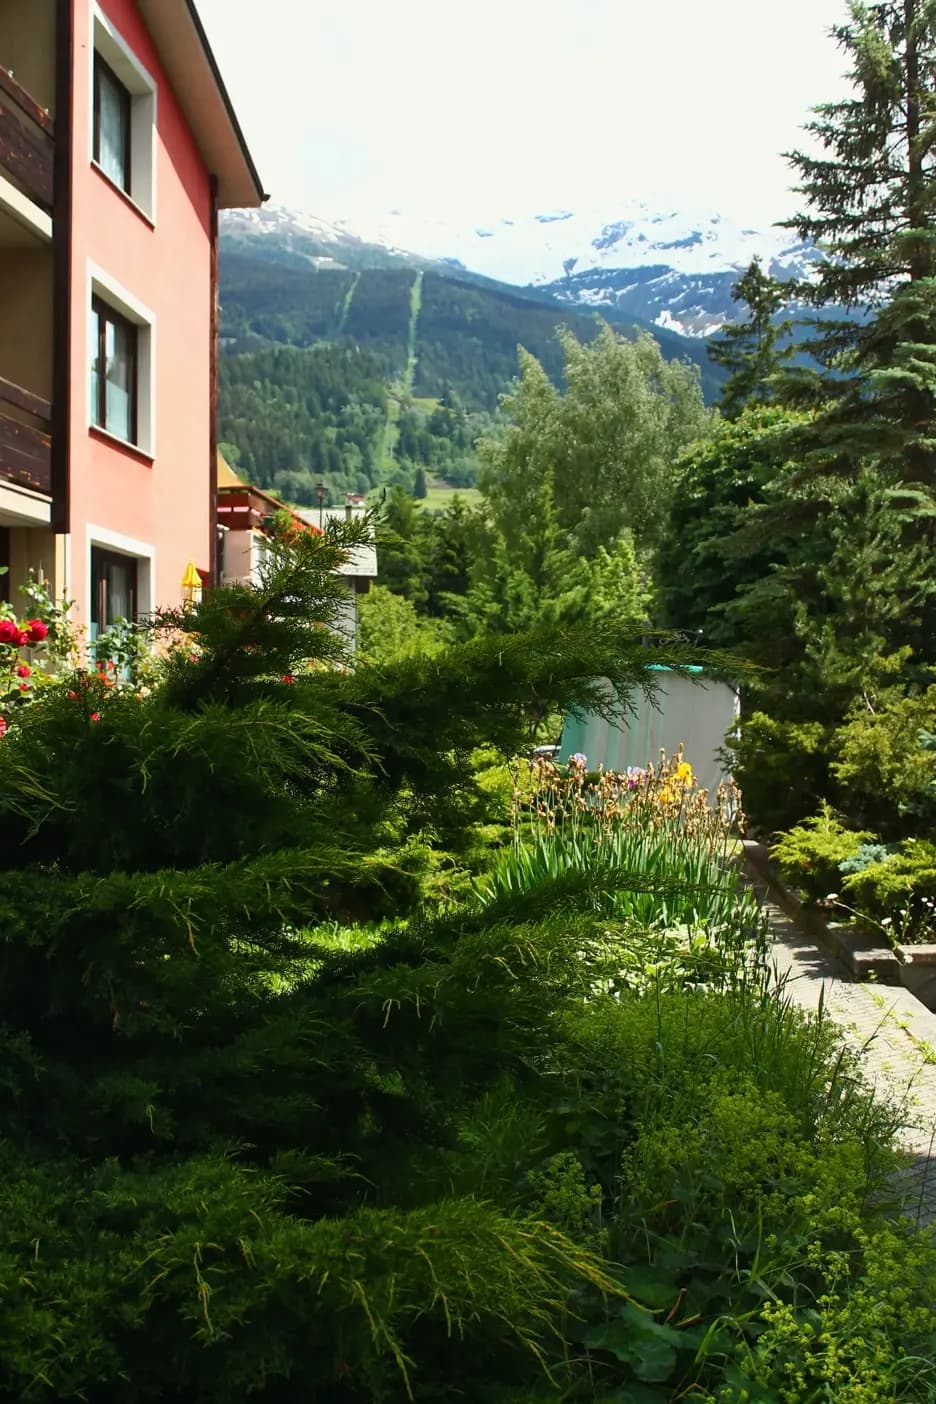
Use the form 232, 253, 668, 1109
732, 710, 832, 835
771, 803, 875, 903
0, 523, 726, 1402
832, 684, 936, 833
1, 523, 932, 1401
841, 838, 936, 944
551, 981, 933, 1403
357, 582, 452, 664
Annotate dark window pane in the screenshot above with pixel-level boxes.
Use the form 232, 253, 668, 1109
90, 547, 138, 649
94, 56, 131, 194
91, 297, 138, 444
105, 318, 134, 441
89, 307, 101, 427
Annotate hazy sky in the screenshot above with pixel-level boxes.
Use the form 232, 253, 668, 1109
197, 0, 852, 227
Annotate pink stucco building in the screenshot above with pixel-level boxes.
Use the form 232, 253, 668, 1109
0, 0, 264, 646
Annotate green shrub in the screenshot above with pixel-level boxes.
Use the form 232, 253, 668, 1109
839, 841, 894, 874
1, 522, 932, 1402
771, 803, 875, 903
842, 837, 936, 943
732, 711, 832, 834
832, 684, 936, 833
552, 985, 929, 1403
707, 1216, 936, 1403
1, 523, 743, 1402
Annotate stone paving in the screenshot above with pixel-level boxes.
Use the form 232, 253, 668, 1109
759, 892, 936, 1230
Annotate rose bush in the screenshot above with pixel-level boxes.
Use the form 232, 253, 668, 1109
0, 612, 53, 734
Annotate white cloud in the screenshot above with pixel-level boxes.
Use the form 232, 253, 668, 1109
198, 0, 851, 227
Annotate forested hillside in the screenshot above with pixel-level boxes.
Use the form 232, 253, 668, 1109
218, 345, 388, 498
216, 241, 724, 506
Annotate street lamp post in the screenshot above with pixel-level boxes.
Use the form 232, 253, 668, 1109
316, 481, 327, 531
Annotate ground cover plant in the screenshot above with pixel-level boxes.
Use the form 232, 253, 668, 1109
0, 522, 934, 1402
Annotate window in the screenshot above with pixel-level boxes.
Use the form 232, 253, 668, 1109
90, 6, 157, 220
86, 527, 154, 657
93, 55, 132, 195
90, 546, 138, 645
87, 266, 156, 456
90, 295, 138, 444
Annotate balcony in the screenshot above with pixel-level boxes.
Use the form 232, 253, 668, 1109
0, 63, 53, 223
0, 375, 51, 499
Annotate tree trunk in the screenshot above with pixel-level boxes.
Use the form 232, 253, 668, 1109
904, 0, 929, 279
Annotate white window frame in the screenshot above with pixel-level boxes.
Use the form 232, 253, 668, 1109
86, 261, 157, 459
85, 524, 155, 642
89, 3, 157, 223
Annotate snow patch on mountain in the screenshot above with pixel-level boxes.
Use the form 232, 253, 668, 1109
222, 204, 424, 265
343, 202, 811, 288
227, 201, 810, 287
222, 201, 821, 339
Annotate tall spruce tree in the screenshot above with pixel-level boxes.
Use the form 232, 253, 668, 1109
783, 0, 936, 487
707, 257, 794, 417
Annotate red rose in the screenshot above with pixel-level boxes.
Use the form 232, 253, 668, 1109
0, 717, 6, 736
282, 674, 295, 685
0, 619, 20, 644
67, 690, 78, 700
18, 682, 29, 693
90, 712, 101, 723
16, 664, 30, 678
26, 619, 48, 643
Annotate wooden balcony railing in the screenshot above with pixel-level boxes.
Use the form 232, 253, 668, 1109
0, 65, 54, 214
0, 375, 52, 497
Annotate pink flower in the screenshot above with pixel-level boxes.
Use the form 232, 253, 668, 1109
90, 712, 101, 723
25, 620, 48, 643
0, 717, 6, 736
16, 664, 30, 678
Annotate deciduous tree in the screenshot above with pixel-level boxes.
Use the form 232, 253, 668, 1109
480, 325, 709, 559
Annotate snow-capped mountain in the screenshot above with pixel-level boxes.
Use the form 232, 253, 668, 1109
221, 204, 432, 271
222, 201, 820, 338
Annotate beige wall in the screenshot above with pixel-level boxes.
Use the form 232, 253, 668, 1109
6, 526, 57, 601
0, 247, 54, 400
0, 0, 57, 115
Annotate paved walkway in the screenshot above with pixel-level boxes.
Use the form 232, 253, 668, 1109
756, 891, 936, 1230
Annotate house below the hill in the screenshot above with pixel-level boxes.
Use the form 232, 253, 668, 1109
216, 455, 377, 652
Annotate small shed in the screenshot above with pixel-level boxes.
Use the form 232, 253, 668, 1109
560, 667, 739, 797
